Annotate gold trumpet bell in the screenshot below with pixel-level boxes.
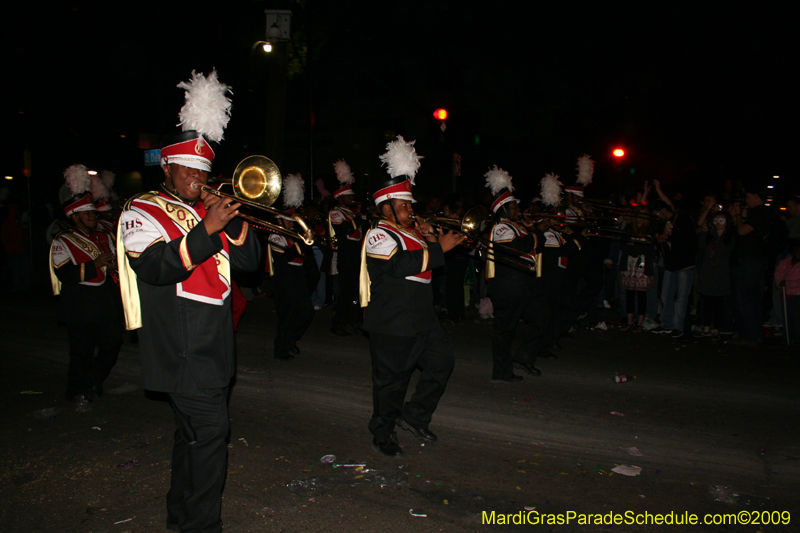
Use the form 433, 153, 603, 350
232, 155, 282, 207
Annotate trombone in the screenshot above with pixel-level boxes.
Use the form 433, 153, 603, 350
579, 199, 662, 221
414, 207, 539, 273
192, 155, 315, 245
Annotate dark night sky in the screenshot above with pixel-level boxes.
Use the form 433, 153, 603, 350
4, 1, 796, 206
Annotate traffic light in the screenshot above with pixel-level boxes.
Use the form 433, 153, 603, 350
433, 108, 448, 131
613, 148, 625, 158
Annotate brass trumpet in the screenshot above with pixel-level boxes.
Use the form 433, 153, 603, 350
192, 155, 315, 246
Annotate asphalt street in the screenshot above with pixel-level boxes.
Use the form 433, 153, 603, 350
1, 284, 798, 532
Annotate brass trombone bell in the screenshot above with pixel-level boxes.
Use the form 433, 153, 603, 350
193, 155, 315, 246
232, 155, 282, 205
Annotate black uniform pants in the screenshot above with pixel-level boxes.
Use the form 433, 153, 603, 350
167, 387, 229, 533
488, 278, 547, 379
65, 320, 121, 396
332, 252, 360, 328
272, 270, 314, 358
368, 327, 454, 441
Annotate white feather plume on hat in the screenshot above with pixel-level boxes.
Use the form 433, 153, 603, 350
90, 175, 109, 200
283, 173, 305, 210
177, 69, 233, 143
63, 164, 91, 196
379, 135, 422, 185
484, 165, 514, 196
334, 160, 355, 185
100, 170, 118, 200
576, 154, 594, 186
541, 173, 563, 207
100, 170, 115, 190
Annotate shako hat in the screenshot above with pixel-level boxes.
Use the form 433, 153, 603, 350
565, 154, 595, 197
484, 165, 518, 213
160, 69, 232, 172
373, 135, 422, 205
90, 170, 116, 212
276, 173, 304, 221
332, 159, 355, 198
61, 164, 96, 217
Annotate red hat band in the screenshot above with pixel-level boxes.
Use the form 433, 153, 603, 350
64, 194, 97, 217
160, 135, 215, 172
565, 185, 584, 197
333, 184, 354, 198
373, 180, 415, 205
94, 197, 113, 212
491, 190, 518, 213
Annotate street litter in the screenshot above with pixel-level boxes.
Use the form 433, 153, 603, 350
333, 463, 366, 468
34, 408, 60, 419
114, 517, 134, 524
709, 485, 739, 504
238, 437, 248, 447
75, 397, 92, 413
91, 426, 102, 431
320, 455, 336, 464
117, 460, 139, 468
524, 506, 536, 511
287, 465, 407, 496
610, 411, 629, 417
611, 465, 641, 476
614, 373, 635, 383
623, 447, 643, 456
409, 509, 427, 517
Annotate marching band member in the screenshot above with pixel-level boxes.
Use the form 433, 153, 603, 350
329, 159, 366, 336
266, 173, 318, 360
117, 70, 261, 533
484, 166, 543, 382
561, 155, 608, 333
49, 164, 121, 404
361, 136, 464, 457
537, 174, 587, 354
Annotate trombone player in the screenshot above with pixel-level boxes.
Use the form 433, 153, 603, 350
484, 166, 543, 382
361, 136, 465, 457
117, 70, 262, 533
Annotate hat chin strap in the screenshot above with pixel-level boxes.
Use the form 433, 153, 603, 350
161, 183, 196, 206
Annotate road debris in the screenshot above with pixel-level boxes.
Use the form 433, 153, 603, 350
611, 465, 641, 476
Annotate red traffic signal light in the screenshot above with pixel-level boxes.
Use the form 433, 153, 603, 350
433, 108, 448, 121
612, 148, 625, 158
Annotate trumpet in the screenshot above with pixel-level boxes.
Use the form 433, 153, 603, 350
413, 208, 539, 273
192, 155, 315, 246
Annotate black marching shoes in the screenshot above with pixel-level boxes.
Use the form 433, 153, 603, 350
373, 432, 404, 457
513, 361, 542, 376
397, 418, 438, 443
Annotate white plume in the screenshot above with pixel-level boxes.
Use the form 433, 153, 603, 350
576, 154, 594, 186
177, 69, 233, 142
379, 135, 422, 185
63, 164, 90, 196
334, 159, 355, 185
484, 165, 514, 196
90, 175, 109, 200
283, 173, 305, 210
541, 173, 563, 207
100, 170, 119, 200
